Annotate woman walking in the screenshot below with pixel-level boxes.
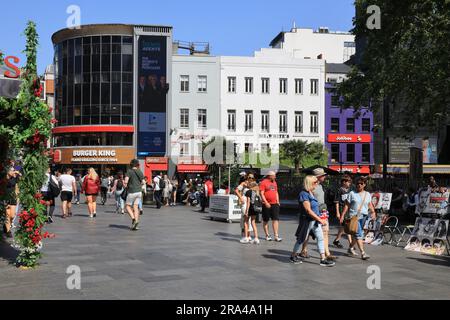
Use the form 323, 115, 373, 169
289, 175, 335, 267
162, 174, 171, 206
60, 168, 77, 218
124, 159, 145, 230
83, 168, 100, 218
110, 172, 125, 214
243, 181, 261, 244
40, 167, 60, 224
3, 167, 19, 238
74, 175, 82, 205
171, 177, 179, 206
340, 177, 376, 260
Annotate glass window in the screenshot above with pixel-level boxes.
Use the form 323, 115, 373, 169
295, 78, 303, 94
261, 111, 269, 132
331, 95, 339, 106
362, 144, 371, 162
112, 83, 120, 104
122, 54, 133, 72
346, 118, 355, 132
180, 109, 189, 128
227, 110, 236, 131
228, 77, 236, 93
331, 118, 340, 132
245, 110, 253, 132
279, 78, 287, 94
197, 109, 207, 129
310, 112, 319, 134
362, 118, 371, 132
279, 111, 287, 133
180, 143, 189, 156
347, 144, 355, 162
102, 53, 111, 72
295, 111, 303, 133
180, 75, 189, 92
310, 79, 319, 95
245, 143, 253, 153
122, 83, 132, 105
331, 144, 340, 163
261, 78, 270, 94
198, 76, 207, 92
245, 77, 253, 93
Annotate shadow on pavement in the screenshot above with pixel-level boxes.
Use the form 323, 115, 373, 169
406, 255, 450, 267
0, 240, 19, 265
215, 232, 240, 239
108, 224, 132, 230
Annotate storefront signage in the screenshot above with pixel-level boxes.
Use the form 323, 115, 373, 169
327, 134, 371, 143
145, 157, 168, 164
259, 134, 290, 139
53, 148, 135, 164
1, 55, 21, 78
329, 165, 371, 174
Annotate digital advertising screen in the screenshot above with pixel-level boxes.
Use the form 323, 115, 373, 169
137, 35, 168, 157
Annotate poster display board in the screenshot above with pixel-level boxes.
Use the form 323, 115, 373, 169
137, 35, 169, 157
416, 188, 450, 216
209, 195, 242, 223
404, 218, 448, 255
370, 192, 392, 212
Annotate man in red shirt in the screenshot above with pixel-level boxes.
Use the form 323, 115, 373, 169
259, 171, 282, 242
200, 176, 214, 212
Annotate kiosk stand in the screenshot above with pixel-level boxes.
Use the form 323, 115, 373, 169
208, 195, 242, 223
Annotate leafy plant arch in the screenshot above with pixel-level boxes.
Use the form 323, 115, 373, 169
0, 21, 54, 268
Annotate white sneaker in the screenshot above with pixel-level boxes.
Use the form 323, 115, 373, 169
251, 238, 260, 245
348, 247, 358, 256
239, 237, 250, 244
274, 236, 283, 242
265, 235, 273, 241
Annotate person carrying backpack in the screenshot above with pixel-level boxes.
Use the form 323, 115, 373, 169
40, 167, 60, 224
243, 181, 262, 244
153, 172, 163, 209
110, 171, 125, 214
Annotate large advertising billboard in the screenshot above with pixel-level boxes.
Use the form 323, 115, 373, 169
137, 36, 168, 157
389, 137, 438, 164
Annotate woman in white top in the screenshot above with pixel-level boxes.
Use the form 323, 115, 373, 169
40, 167, 60, 223
341, 177, 376, 260
59, 168, 77, 219
162, 175, 171, 206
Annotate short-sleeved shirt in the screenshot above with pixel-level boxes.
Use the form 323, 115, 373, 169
334, 187, 350, 212
259, 179, 278, 204
313, 184, 325, 206
346, 191, 371, 219
126, 169, 144, 193
298, 190, 319, 221
245, 189, 256, 214
153, 176, 161, 191
60, 174, 75, 192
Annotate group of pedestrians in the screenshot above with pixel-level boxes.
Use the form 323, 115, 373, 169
290, 170, 376, 267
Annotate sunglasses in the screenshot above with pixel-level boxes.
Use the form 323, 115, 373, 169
357, 182, 365, 185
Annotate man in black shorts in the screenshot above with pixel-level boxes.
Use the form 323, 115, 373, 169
259, 171, 282, 242
333, 174, 353, 248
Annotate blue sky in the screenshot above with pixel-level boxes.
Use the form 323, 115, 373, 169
1, 0, 355, 74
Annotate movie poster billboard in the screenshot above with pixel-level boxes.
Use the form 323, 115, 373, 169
137, 35, 169, 157
389, 137, 438, 164
405, 218, 448, 255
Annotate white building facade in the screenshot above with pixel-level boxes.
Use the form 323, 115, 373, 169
170, 54, 220, 166
270, 27, 355, 63
220, 48, 326, 156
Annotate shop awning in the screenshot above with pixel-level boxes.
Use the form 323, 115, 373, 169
177, 164, 208, 173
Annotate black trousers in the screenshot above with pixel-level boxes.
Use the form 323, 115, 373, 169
154, 190, 163, 208
200, 195, 209, 212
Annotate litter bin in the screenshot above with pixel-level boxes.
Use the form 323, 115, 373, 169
143, 188, 154, 205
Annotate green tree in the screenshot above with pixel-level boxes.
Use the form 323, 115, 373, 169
280, 140, 309, 175
337, 0, 450, 132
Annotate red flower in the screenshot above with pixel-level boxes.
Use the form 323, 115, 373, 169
50, 118, 58, 124
48, 107, 53, 113
34, 193, 43, 199
39, 200, 47, 205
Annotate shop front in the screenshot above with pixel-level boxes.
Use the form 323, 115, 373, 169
53, 147, 135, 177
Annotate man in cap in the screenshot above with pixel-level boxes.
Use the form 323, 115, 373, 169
259, 171, 282, 242
300, 168, 335, 261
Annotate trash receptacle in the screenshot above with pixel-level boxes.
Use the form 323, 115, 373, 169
143, 189, 154, 205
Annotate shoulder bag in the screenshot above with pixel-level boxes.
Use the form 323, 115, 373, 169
344, 191, 367, 235
121, 170, 142, 201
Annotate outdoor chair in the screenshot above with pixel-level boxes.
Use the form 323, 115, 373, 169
382, 216, 415, 247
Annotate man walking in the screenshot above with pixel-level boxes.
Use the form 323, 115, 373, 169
124, 159, 145, 230
259, 171, 282, 242
153, 172, 163, 209
200, 176, 214, 212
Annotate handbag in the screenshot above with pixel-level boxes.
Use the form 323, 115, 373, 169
344, 191, 367, 235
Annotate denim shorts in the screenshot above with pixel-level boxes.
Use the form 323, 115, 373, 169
126, 192, 142, 206
356, 216, 368, 240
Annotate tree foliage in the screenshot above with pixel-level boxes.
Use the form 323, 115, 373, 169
337, 0, 450, 132
280, 140, 328, 174
0, 21, 54, 268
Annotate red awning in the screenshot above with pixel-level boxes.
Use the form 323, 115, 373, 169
177, 164, 208, 173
